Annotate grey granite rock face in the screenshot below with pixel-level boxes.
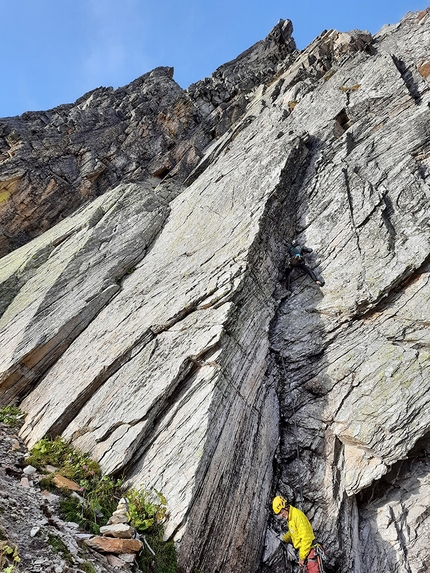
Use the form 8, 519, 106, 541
265, 9, 430, 573
1, 8, 430, 573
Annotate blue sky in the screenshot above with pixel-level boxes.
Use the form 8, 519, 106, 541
1, 0, 428, 118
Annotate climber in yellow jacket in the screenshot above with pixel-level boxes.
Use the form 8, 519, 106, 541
273, 496, 323, 572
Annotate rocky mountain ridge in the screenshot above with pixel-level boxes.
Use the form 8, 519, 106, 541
1, 9, 430, 573
0, 19, 296, 257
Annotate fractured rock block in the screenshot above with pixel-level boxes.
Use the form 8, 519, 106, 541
106, 554, 131, 569
119, 554, 136, 563
84, 537, 143, 554
107, 514, 129, 525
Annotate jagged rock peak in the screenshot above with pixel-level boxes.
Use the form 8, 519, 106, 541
0, 21, 297, 258
187, 19, 296, 116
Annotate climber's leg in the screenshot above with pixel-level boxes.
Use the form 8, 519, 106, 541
284, 267, 293, 291
299, 263, 324, 286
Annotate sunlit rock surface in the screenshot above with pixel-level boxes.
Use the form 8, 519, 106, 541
1, 9, 430, 573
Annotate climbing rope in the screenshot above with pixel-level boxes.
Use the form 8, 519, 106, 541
280, 355, 304, 508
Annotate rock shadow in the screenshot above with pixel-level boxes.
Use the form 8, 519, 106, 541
175, 133, 323, 573
265, 240, 330, 572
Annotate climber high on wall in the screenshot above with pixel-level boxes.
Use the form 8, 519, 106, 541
284, 241, 325, 290
273, 496, 326, 572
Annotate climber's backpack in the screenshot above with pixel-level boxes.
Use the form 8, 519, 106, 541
289, 255, 303, 267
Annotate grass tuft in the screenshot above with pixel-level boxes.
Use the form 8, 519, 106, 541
139, 526, 178, 573
0, 406, 24, 428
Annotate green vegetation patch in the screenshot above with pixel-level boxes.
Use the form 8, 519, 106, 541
47, 533, 74, 565
127, 488, 167, 533
80, 563, 97, 573
29, 437, 121, 533
0, 540, 20, 572
59, 474, 124, 534
27, 436, 100, 480
127, 489, 175, 572
29, 436, 177, 570
0, 406, 24, 428
139, 527, 178, 573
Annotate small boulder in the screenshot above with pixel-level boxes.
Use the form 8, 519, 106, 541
52, 475, 81, 492
23, 465, 37, 475
106, 554, 129, 568
99, 523, 135, 539
119, 553, 136, 563
45, 464, 58, 473
84, 537, 143, 554
107, 514, 129, 525
20, 476, 30, 488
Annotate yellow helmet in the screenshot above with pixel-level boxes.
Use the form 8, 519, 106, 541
272, 496, 287, 514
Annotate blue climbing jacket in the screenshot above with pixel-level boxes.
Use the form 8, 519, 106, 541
288, 244, 313, 258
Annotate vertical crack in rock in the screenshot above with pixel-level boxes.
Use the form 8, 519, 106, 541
391, 55, 422, 104
342, 167, 362, 258
262, 12, 430, 570
172, 129, 320, 573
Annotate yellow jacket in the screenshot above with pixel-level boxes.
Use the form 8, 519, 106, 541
282, 505, 315, 560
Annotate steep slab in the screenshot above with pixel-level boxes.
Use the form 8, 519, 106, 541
0, 9, 429, 573
14, 100, 309, 571
0, 182, 170, 405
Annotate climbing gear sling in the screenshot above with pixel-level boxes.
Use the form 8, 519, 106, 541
314, 544, 327, 572
306, 544, 327, 573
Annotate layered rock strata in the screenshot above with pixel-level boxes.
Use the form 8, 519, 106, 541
1, 9, 430, 573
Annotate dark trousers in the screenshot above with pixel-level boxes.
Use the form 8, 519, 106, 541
285, 263, 318, 290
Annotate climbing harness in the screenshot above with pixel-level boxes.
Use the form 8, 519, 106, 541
306, 544, 327, 573
281, 355, 304, 508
